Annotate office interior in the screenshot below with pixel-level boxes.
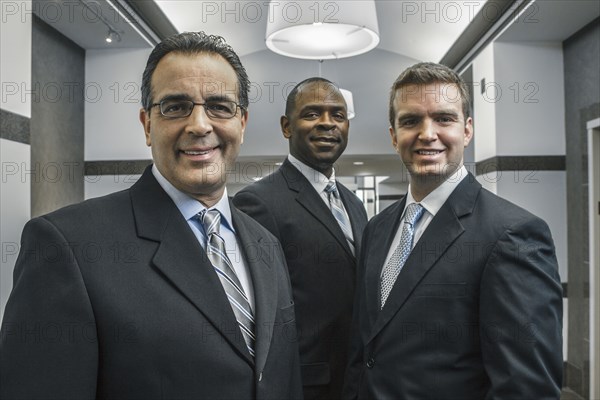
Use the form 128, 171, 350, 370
0, 0, 598, 398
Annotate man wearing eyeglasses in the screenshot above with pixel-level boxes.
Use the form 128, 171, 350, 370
0, 32, 302, 400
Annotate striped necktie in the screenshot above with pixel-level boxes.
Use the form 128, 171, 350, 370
380, 203, 426, 308
199, 209, 255, 358
324, 179, 355, 255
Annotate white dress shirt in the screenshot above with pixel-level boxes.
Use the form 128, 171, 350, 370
382, 166, 469, 269
287, 154, 353, 231
152, 165, 255, 311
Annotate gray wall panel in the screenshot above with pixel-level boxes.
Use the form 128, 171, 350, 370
31, 16, 85, 217
563, 16, 600, 397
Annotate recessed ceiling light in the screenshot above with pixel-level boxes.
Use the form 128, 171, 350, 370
353, 161, 364, 165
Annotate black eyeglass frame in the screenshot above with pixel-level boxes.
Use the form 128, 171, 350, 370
150, 99, 245, 120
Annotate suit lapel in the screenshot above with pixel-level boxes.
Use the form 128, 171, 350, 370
281, 160, 354, 259
131, 168, 252, 365
230, 204, 278, 375
364, 199, 405, 329
367, 175, 481, 344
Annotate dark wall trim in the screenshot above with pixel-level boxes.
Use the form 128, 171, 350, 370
85, 160, 152, 176
1, 109, 30, 144
475, 155, 566, 175
440, 0, 526, 70
379, 194, 404, 201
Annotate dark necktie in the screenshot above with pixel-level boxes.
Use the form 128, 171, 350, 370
380, 203, 426, 308
199, 209, 255, 358
324, 179, 355, 255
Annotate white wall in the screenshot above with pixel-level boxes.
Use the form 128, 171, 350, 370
85, 49, 152, 161
494, 42, 565, 155
84, 175, 140, 200
471, 44, 497, 162
84, 49, 152, 200
0, 0, 32, 321
1, 0, 32, 118
1, 141, 31, 322
477, 170, 499, 194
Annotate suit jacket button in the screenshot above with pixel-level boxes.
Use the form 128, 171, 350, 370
258, 372, 263, 381
366, 358, 375, 368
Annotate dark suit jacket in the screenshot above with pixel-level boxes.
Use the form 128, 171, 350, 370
233, 159, 368, 400
344, 173, 563, 399
0, 167, 302, 400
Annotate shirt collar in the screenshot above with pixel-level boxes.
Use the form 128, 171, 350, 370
287, 154, 333, 193
152, 164, 235, 231
404, 166, 468, 218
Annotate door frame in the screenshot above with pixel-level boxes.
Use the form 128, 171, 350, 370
588, 117, 600, 399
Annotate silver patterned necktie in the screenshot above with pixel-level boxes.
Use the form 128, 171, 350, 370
199, 209, 256, 358
380, 203, 426, 308
324, 180, 355, 255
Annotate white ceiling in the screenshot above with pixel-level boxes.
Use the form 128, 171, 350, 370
155, 0, 487, 61
35, 0, 600, 183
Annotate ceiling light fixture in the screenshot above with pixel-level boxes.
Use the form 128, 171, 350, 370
78, 0, 123, 45
105, 0, 158, 47
265, 0, 380, 60
340, 89, 355, 120
105, 29, 121, 43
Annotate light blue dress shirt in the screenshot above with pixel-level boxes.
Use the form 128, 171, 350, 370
382, 165, 469, 267
152, 165, 255, 310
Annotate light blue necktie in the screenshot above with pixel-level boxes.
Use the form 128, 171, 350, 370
200, 209, 255, 358
380, 203, 426, 308
325, 179, 355, 255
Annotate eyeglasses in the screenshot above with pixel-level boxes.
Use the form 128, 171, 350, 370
152, 99, 243, 119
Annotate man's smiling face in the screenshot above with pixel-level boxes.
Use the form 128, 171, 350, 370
389, 82, 472, 183
140, 52, 247, 204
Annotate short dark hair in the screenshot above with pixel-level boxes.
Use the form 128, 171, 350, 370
284, 77, 340, 117
388, 62, 470, 127
141, 31, 250, 112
